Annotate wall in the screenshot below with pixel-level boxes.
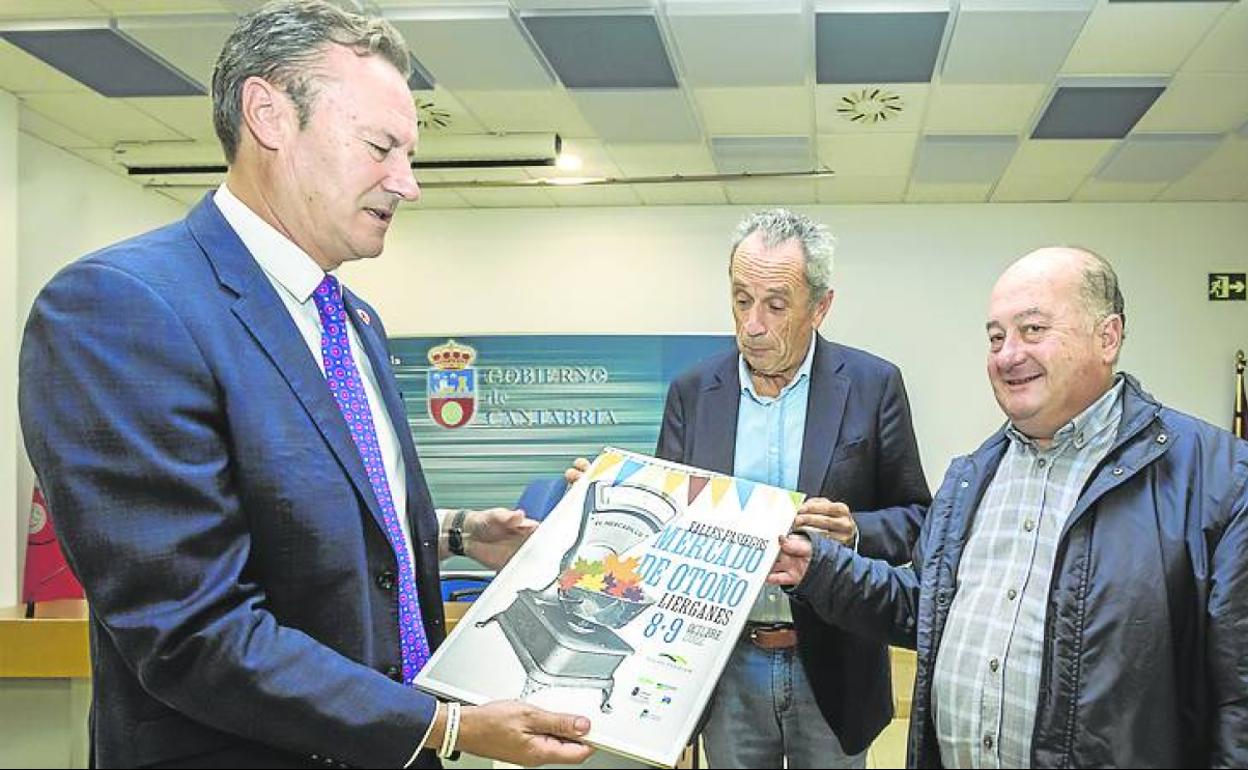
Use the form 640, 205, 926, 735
343, 201, 1248, 487
1, 92, 16, 609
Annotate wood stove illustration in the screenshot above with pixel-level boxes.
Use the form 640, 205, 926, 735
478, 480, 678, 711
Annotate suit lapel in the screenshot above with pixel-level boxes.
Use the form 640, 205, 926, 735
797, 336, 849, 495
692, 354, 740, 475
186, 196, 389, 532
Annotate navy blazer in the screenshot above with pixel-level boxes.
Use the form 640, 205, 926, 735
20, 196, 445, 768
656, 335, 931, 755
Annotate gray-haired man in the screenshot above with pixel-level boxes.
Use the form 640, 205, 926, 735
655, 209, 931, 767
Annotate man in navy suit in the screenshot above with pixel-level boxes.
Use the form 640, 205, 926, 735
18, 2, 593, 767
657, 209, 931, 768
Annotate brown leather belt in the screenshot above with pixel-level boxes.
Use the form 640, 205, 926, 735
747, 623, 797, 650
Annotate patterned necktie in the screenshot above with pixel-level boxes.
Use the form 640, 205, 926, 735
312, 274, 430, 683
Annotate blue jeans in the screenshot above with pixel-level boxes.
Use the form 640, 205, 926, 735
702, 637, 867, 769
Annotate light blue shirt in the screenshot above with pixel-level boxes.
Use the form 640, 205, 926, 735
735, 334, 817, 623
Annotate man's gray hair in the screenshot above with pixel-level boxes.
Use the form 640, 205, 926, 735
1072, 246, 1126, 335
730, 208, 836, 299
212, 0, 411, 164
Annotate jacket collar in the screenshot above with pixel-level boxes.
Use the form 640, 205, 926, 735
690, 333, 848, 495
184, 195, 396, 536
952, 372, 1169, 543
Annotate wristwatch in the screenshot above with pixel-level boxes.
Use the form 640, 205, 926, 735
448, 509, 468, 557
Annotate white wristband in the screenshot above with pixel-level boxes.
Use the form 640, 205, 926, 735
438, 701, 461, 760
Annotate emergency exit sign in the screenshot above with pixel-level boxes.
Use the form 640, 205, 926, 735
1209, 273, 1246, 301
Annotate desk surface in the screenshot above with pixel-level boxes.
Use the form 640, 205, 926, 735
0, 600, 90, 678
0, 600, 474, 680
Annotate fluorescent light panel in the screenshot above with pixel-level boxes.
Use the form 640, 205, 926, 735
1032, 85, 1165, 139
711, 135, 813, 173
815, 11, 948, 84
522, 14, 677, 89
913, 134, 1018, 183
0, 27, 204, 97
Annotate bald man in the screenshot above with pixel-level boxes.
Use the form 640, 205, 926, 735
769, 247, 1248, 768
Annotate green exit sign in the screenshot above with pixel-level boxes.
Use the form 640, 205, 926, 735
1209, 273, 1246, 301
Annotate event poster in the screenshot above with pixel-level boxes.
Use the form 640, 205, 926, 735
414, 448, 803, 767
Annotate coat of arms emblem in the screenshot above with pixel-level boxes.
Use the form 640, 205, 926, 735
426, 339, 477, 429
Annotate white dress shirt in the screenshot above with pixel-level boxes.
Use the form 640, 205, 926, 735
212, 185, 418, 580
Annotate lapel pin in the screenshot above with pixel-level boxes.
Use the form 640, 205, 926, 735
356, 308, 371, 326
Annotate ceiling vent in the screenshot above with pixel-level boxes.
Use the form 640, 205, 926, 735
416, 98, 453, 131
836, 87, 904, 125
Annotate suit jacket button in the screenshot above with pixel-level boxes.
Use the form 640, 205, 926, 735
384, 665, 402, 682
376, 570, 396, 590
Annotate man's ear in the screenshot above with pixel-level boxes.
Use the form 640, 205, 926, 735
1100, 313, 1124, 363
238, 75, 290, 151
811, 289, 835, 328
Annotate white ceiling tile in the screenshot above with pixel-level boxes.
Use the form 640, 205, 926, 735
923, 84, 1047, 134
693, 86, 811, 135
1131, 73, 1248, 133
1181, 1, 1248, 74
1182, 134, 1248, 178
21, 91, 191, 144
151, 186, 206, 207
456, 186, 557, 208
389, 9, 552, 90
1158, 172, 1248, 202
816, 83, 929, 134
115, 14, 235, 92
816, 175, 907, 203
634, 181, 728, 205
941, 4, 1091, 84
1062, 2, 1226, 76
913, 134, 1017, 184
711, 135, 812, 173
18, 104, 98, 148
65, 147, 128, 177
1156, 134, 1248, 201
991, 173, 1084, 203
723, 178, 816, 205
124, 95, 215, 141
666, 4, 808, 87
547, 183, 640, 206
409, 188, 469, 209
905, 182, 992, 202
89, 1, 227, 11
1072, 179, 1167, 202
816, 133, 917, 176
0, 39, 91, 94
572, 90, 702, 142
510, 0, 649, 9
0, 1, 108, 18
452, 89, 593, 136
1005, 139, 1116, 177
427, 167, 533, 183
605, 141, 716, 176
1095, 134, 1221, 183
